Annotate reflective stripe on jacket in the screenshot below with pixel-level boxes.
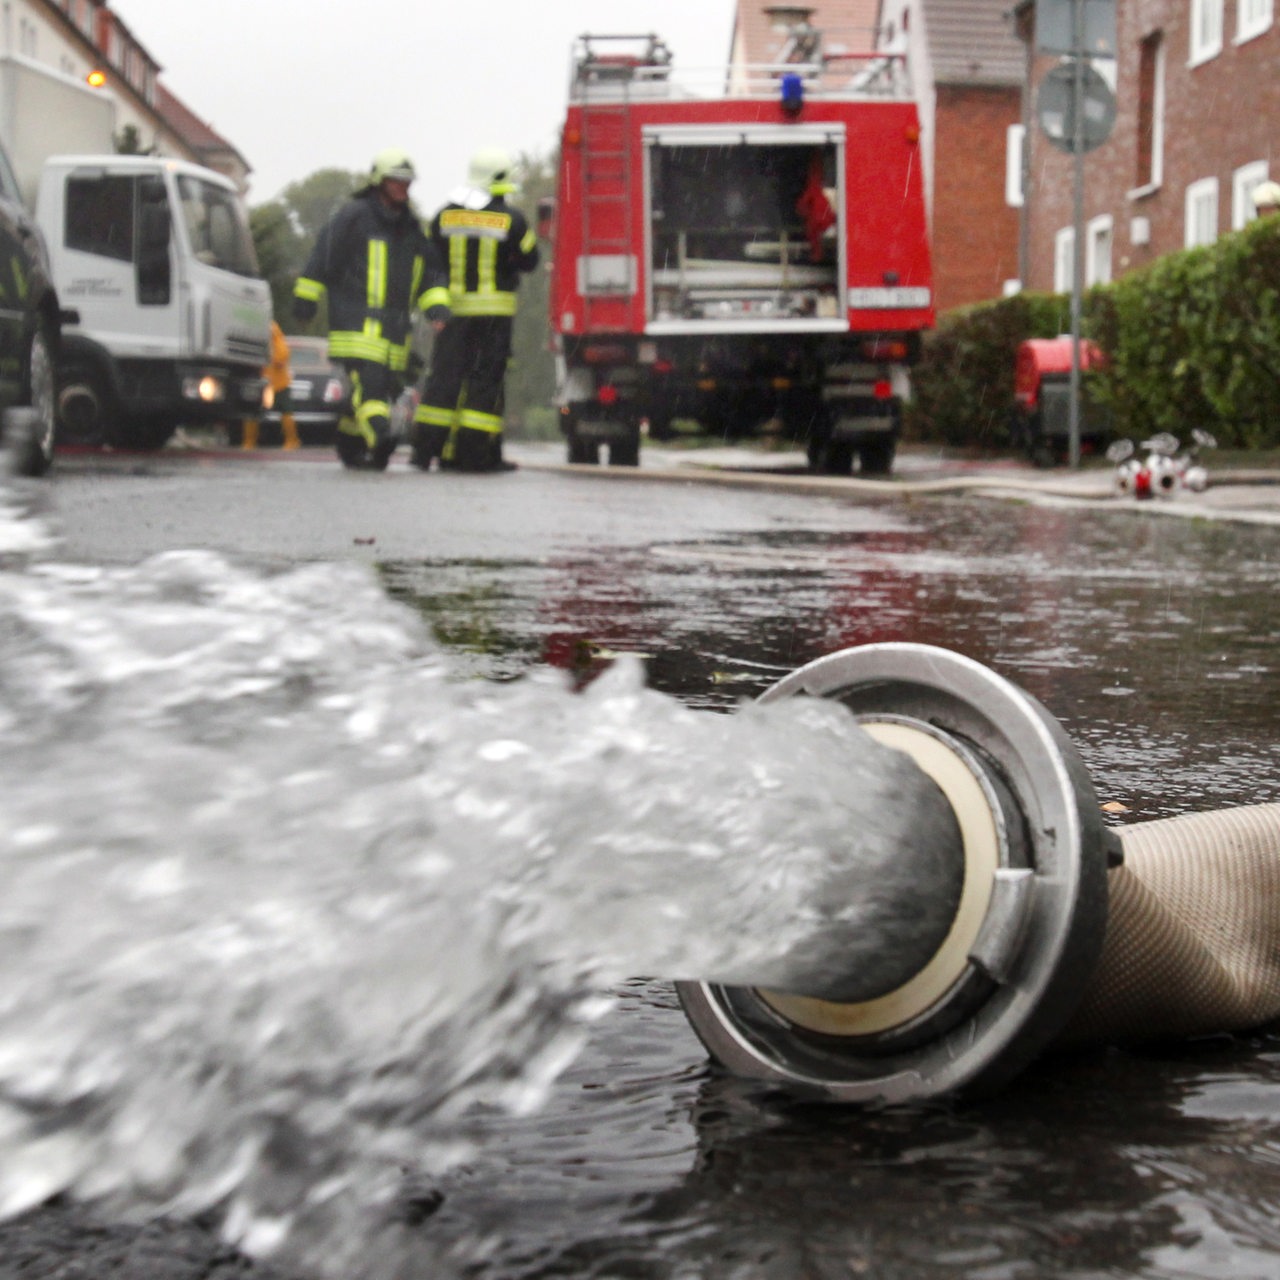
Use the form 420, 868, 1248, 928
428, 196, 538, 318
293, 189, 446, 367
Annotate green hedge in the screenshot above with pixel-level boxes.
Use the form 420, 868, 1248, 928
908, 215, 1280, 450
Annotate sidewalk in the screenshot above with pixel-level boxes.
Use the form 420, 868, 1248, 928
574, 444, 1280, 528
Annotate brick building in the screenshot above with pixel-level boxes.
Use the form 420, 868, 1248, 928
885, 0, 1025, 310
1016, 0, 1278, 292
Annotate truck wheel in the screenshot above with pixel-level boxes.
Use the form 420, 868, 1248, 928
808, 436, 854, 476
57, 367, 119, 447
567, 432, 598, 465
858, 438, 896, 476
609, 424, 641, 467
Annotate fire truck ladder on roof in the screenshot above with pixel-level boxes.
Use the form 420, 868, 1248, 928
576, 36, 662, 331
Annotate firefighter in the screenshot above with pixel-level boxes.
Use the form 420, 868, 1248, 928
292, 149, 450, 470
411, 147, 539, 472
242, 321, 300, 450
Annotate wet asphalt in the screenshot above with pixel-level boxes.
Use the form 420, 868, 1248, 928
4, 436, 1280, 1280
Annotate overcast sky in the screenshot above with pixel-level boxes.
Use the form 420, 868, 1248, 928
109, 1, 738, 211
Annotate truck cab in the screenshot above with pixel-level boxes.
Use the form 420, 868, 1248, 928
37, 155, 270, 450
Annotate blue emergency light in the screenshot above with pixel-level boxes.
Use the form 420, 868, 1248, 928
780, 73, 804, 115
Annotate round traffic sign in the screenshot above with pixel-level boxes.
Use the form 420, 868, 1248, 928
1036, 60, 1117, 154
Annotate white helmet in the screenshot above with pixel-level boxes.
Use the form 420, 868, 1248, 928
467, 146, 513, 192
1253, 180, 1280, 211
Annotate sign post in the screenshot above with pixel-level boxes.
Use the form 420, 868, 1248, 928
1034, 0, 1115, 466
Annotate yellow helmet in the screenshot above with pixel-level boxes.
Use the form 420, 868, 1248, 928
467, 146, 513, 192
371, 148, 416, 185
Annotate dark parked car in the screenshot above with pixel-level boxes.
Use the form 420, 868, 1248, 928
0, 138, 61, 476
261, 334, 347, 445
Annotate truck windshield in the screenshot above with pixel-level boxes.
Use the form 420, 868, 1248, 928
176, 175, 260, 277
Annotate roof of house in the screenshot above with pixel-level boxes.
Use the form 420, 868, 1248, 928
154, 83, 250, 171
731, 2, 882, 65
918, 0, 1023, 86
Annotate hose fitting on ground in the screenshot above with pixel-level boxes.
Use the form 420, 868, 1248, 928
676, 643, 1117, 1104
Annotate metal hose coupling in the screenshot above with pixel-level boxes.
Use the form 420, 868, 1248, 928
676, 643, 1120, 1104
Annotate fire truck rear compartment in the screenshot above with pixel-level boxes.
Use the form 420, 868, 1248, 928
647, 141, 841, 327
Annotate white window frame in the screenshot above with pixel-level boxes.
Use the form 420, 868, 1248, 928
1190, 0, 1224, 64
1237, 0, 1273, 43
1005, 124, 1025, 208
1086, 214, 1113, 285
1130, 35, 1166, 196
1054, 227, 1075, 293
1185, 177, 1219, 247
1233, 161, 1270, 228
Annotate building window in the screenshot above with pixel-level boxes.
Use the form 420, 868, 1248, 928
1054, 227, 1075, 292
1086, 215, 1113, 284
1135, 33, 1164, 190
1185, 178, 1219, 247
1237, 0, 1273, 41
1005, 124, 1025, 208
1190, 0, 1224, 63
1232, 162, 1271, 228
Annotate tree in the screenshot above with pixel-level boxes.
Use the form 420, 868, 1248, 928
249, 167, 360, 333
249, 201, 305, 331
113, 124, 152, 155
505, 151, 557, 433
279, 168, 362, 241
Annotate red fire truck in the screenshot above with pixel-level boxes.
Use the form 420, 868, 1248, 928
545, 30, 934, 475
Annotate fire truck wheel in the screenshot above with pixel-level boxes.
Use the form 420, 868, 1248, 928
567, 433, 599, 465
609, 429, 641, 467
808, 436, 854, 475
858, 438, 896, 476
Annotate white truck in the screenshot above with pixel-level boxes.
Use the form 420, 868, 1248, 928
36, 154, 271, 449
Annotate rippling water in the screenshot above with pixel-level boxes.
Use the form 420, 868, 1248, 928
0, 479, 946, 1277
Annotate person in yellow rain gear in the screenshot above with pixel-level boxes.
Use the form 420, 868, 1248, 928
242, 321, 300, 450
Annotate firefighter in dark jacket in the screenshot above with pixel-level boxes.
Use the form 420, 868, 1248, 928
293, 149, 450, 470
411, 147, 539, 472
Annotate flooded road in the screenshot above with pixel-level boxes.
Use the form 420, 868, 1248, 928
6, 445, 1280, 1279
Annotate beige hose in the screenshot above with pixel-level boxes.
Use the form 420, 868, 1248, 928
1057, 803, 1280, 1046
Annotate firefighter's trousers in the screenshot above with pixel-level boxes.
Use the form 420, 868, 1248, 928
413, 316, 512, 471
336, 357, 400, 471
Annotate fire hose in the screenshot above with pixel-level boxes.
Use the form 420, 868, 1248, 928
676, 644, 1280, 1103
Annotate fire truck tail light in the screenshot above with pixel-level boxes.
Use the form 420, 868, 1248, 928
905, 123, 921, 143
861, 339, 910, 361
873, 380, 893, 400
597, 384, 619, 406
